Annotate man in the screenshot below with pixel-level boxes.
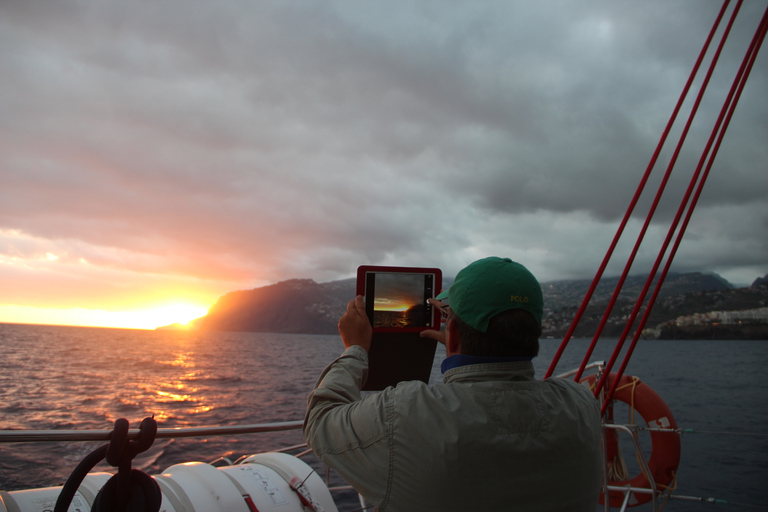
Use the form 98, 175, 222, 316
303, 257, 602, 511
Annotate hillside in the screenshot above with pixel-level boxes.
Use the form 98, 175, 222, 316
187, 272, 768, 339
544, 275, 768, 339
199, 278, 353, 334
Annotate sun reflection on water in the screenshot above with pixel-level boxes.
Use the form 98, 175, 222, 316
150, 350, 214, 423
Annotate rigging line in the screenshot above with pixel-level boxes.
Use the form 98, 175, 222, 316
600, 3, 768, 413
602, 3, 768, 412
592, 0, 745, 397
726, 505, 768, 511
574, 0, 744, 385
688, 431, 768, 437
544, 0, 733, 380
661, 428, 768, 437
671, 495, 768, 509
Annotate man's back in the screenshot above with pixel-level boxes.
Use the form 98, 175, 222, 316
304, 347, 602, 512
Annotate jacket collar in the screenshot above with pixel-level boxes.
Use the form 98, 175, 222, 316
441, 354, 533, 373
442, 355, 536, 383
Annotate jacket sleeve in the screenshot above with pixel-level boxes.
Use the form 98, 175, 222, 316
303, 345, 393, 507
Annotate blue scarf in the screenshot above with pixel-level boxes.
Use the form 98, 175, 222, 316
441, 354, 533, 374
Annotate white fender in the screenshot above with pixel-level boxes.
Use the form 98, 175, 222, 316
1, 454, 338, 512
221, 452, 338, 512
0, 473, 111, 512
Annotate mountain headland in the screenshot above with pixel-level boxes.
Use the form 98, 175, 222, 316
166, 272, 768, 340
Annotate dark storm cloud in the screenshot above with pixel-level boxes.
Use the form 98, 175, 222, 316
0, 0, 766, 307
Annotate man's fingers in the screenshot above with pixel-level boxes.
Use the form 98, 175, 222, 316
427, 298, 446, 309
345, 295, 366, 318
339, 295, 372, 351
420, 328, 447, 345
354, 295, 366, 315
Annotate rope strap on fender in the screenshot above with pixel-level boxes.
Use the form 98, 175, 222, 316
54, 417, 162, 512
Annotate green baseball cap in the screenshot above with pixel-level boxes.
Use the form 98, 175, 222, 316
436, 257, 543, 332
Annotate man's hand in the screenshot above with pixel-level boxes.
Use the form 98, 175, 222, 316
419, 298, 447, 345
338, 295, 372, 352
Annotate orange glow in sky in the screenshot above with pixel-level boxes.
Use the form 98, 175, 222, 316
0, 302, 210, 330
0, 229, 230, 329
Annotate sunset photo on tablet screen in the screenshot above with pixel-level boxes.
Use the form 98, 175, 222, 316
372, 273, 428, 328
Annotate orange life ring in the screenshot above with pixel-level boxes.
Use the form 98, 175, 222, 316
582, 373, 681, 507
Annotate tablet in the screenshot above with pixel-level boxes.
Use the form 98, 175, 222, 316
356, 266, 442, 390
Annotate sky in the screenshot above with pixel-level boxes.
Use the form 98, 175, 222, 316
1, 0, 767, 329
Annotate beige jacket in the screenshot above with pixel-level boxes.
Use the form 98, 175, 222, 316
304, 345, 602, 512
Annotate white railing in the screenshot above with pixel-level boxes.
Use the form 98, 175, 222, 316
0, 420, 304, 443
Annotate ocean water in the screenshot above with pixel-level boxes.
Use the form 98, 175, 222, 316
1, 323, 766, 511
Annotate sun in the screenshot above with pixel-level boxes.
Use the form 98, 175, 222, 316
138, 302, 210, 329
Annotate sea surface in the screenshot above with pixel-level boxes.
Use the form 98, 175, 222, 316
1, 323, 766, 511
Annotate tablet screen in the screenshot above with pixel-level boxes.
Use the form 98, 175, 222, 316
357, 266, 441, 333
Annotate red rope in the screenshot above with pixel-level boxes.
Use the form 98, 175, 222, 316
577, 0, 741, 383
544, 0, 733, 380
546, 0, 766, 394
601, 2, 768, 413
590, 0, 745, 393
